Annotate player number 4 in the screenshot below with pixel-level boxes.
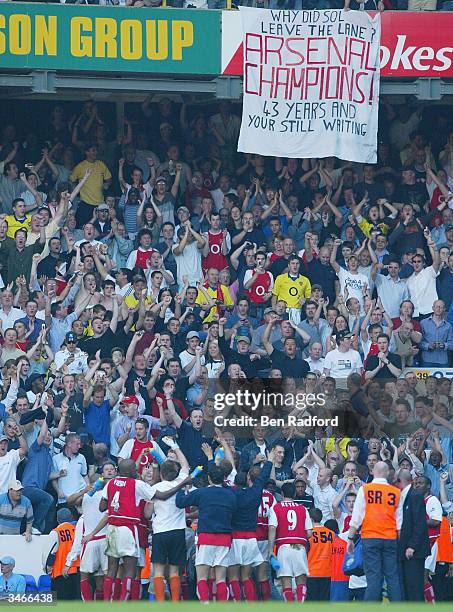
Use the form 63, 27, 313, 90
111, 491, 120, 512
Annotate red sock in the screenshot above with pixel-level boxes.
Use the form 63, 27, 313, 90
80, 579, 93, 601
424, 582, 435, 603
260, 580, 271, 601
216, 581, 228, 601
208, 578, 215, 601
130, 578, 141, 601
296, 584, 307, 602
95, 589, 103, 601
283, 588, 294, 602
154, 576, 166, 602
229, 579, 241, 601
242, 578, 257, 601
103, 576, 114, 602
120, 576, 132, 601
197, 580, 209, 602
113, 577, 122, 601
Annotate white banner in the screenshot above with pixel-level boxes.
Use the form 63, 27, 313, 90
237, 8, 381, 163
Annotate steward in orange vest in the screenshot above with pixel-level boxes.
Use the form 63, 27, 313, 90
46, 508, 80, 600
346, 461, 403, 602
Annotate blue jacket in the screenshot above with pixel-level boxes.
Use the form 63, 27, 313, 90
232, 461, 272, 532
176, 485, 237, 533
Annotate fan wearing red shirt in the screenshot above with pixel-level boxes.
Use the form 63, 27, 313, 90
150, 377, 188, 421
392, 300, 422, 333
202, 211, 230, 272
118, 417, 165, 474
268, 482, 313, 602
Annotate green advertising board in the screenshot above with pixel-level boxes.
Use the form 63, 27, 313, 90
0, 4, 221, 74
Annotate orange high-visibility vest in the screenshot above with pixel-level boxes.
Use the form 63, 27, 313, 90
362, 483, 400, 540
331, 535, 349, 582
436, 516, 453, 563
308, 526, 334, 577
51, 522, 79, 578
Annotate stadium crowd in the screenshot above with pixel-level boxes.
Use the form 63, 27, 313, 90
0, 94, 452, 603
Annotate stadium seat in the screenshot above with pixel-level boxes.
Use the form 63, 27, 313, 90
21, 575, 38, 592
37, 575, 52, 592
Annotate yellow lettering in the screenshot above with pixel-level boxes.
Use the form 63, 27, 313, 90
0, 15, 5, 55
10, 15, 31, 55
145, 20, 168, 61
95, 18, 117, 58
172, 20, 193, 61
120, 20, 142, 60
71, 17, 92, 58
35, 15, 57, 56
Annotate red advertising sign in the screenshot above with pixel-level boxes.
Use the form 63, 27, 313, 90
222, 10, 453, 78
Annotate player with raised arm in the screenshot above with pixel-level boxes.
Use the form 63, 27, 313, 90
94, 458, 190, 601
268, 482, 313, 602
227, 448, 274, 601
148, 436, 192, 602
175, 463, 237, 602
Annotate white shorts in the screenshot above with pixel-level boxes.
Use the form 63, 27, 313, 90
228, 538, 264, 567
276, 544, 309, 578
80, 537, 108, 574
257, 540, 269, 562
195, 544, 230, 567
424, 541, 438, 573
105, 524, 139, 559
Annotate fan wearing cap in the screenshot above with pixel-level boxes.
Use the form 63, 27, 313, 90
179, 331, 205, 377
114, 395, 160, 456
323, 331, 363, 390
0, 480, 33, 540
54, 332, 88, 374
92, 203, 111, 238
117, 409, 165, 474
0, 556, 26, 594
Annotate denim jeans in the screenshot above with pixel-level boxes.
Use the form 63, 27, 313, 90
22, 486, 55, 533
363, 538, 402, 602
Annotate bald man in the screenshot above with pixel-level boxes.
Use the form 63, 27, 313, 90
347, 461, 403, 601
395, 469, 430, 601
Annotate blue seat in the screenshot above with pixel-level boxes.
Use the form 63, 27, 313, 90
37, 575, 52, 593
20, 574, 38, 592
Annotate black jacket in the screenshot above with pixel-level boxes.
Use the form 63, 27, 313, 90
398, 485, 431, 560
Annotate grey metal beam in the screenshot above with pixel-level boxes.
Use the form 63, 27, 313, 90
0, 71, 452, 101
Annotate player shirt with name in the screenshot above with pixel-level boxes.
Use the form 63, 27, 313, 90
101, 476, 155, 527
268, 500, 313, 550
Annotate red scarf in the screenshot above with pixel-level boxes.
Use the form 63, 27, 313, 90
204, 281, 224, 316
